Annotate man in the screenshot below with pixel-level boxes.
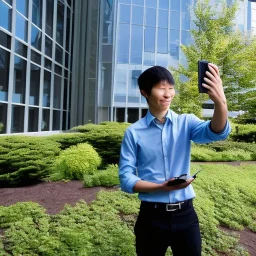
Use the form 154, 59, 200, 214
119, 64, 231, 256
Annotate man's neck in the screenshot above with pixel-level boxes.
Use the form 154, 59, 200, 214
150, 109, 169, 122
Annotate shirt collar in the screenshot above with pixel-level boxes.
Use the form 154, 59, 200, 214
145, 109, 173, 126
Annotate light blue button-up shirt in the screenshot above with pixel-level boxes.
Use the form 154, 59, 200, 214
119, 110, 231, 203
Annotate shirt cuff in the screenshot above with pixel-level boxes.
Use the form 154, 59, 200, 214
208, 120, 231, 139
123, 176, 141, 194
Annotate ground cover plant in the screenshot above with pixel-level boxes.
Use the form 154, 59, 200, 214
0, 136, 60, 186
0, 163, 255, 256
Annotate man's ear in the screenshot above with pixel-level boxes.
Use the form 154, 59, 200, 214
140, 90, 148, 98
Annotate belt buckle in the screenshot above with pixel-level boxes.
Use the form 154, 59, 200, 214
166, 203, 181, 212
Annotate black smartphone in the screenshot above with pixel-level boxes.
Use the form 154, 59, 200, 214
198, 60, 209, 93
192, 170, 201, 178
167, 174, 187, 186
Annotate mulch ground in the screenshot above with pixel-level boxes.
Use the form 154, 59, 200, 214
0, 161, 255, 255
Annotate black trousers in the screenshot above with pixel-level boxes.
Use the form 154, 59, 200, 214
134, 200, 201, 256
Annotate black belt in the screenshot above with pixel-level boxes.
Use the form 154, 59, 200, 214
140, 199, 192, 212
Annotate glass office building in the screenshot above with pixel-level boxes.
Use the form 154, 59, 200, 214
0, 0, 255, 134
0, 0, 73, 134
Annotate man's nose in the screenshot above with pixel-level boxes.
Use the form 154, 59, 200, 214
163, 89, 171, 97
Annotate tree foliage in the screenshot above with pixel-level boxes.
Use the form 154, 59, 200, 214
170, 0, 256, 118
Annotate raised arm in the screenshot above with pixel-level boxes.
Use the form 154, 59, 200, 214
202, 63, 228, 133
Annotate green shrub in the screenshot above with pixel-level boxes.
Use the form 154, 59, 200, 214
83, 164, 119, 187
191, 142, 256, 161
46, 133, 89, 150
229, 123, 256, 142
50, 143, 102, 180
71, 122, 130, 165
0, 136, 60, 186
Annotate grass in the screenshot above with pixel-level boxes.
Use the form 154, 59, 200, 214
0, 163, 255, 255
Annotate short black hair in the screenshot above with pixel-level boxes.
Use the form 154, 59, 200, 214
138, 66, 175, 96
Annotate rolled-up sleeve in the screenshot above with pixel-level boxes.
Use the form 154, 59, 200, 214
189, 114, 231, 143
119, 129, 141, 193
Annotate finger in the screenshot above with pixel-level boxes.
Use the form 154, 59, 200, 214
203, 77, 216, 87
208, 64, 219, 77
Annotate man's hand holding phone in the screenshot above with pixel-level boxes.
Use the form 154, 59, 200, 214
162, 170, 201, 191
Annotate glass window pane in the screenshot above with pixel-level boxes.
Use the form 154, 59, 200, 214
144, 26, 155, 52
30, 63, 40, 105
62, 110, 67, 130
181, 30, 192, 46
157, 28, 168, 53
0, 1, 12, 32
120, 0, 131, 3
63, 79, 68, 110
55, 44, 63, 64
158, 9, 168, 28
16, 12, 28, 42
65, 52, 69, 69
11, 105, 25, 133
128, 108, 139, 123
44, 57, 52, 70
0, 48, 10, 101
132, 0, 144, 5
156, 53, 168, 67
170, 11, 180, 29
31, 49, 41, 65
15, 40, 27, 57
56, 1, 64, 46
143, 52, 155, 65
181, 10, 190, 30
42, 108, 50, 131
170, 0, 180, 11
117, 23, 130, 63
32, 0, 42, 28
114, 68, 126, 95
116, 108, 125, 122
43, 70, 51, 107
5, 0, 12, 5
46, 0, 54, 37
130, 25, 143, 64
159, 0, 169, 9
0, 103, 7, 134
128, 70, 141, 99
53, 74, 61, 109
146, 8, 156, 26
181, 0, 190, 12
145, 0, 156, 8
55, 64, 62, 75
119, 4, 131, 23
28, 107, 38, 132
45, 36, 52, 58
53, 110, 60, 130
66, 8, 71, 51
0, 30, 11, 49
13, 56, 26, 104
132, 6, 143, 25
16, 0, 28, 17
31, 25, 42, 51
170, 29, 179, 59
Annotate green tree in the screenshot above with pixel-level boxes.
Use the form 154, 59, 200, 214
170, 0, 256, 119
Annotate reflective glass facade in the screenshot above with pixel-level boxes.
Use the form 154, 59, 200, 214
113, 0, 194, 122
0, 0, 73, 134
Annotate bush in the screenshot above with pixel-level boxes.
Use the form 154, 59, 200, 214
229, 123, 256, 142
71, 122, 130, 165
83, 164, 119, 187
0, 136, 60, 186
50, 143, 102, 180
46, 133, 89, 150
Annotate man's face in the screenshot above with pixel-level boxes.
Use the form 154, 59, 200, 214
142, 80, 175, 113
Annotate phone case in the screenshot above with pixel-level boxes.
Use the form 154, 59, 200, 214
167, 174, 187, 186
198, 60, 209, 93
